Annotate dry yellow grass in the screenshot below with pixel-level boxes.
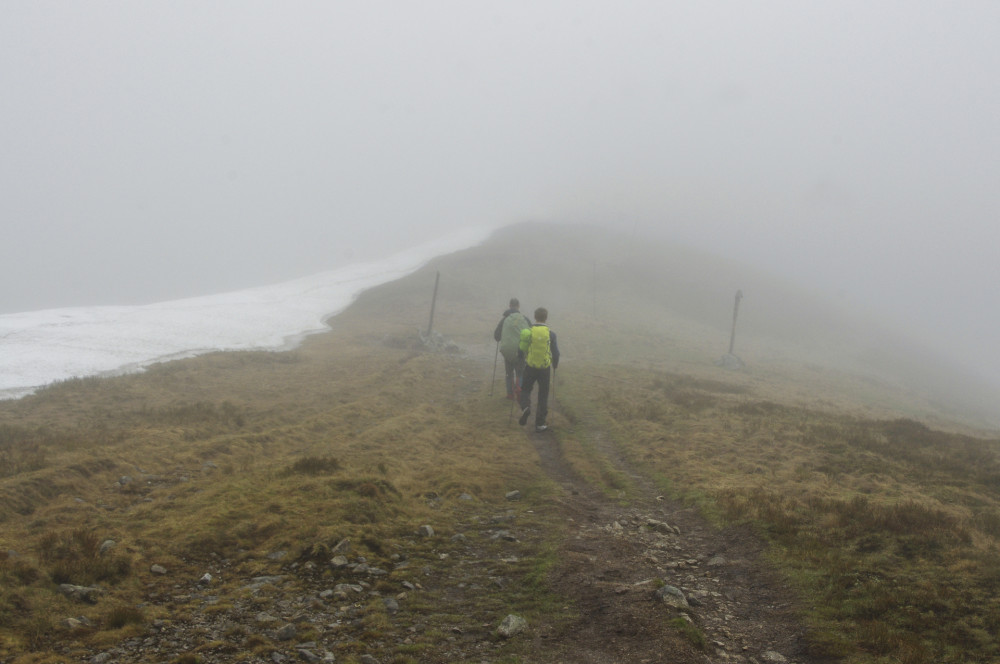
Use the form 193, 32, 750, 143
0, 297, 553, 661
554, 363, 1000, 662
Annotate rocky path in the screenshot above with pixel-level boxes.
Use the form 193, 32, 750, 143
523, 421, 829, 664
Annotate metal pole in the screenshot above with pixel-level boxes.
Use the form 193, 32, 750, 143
728, 290, 743, 355
426, 271, 440, 337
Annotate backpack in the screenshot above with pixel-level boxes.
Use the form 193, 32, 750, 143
500, 313, 530, 361
521, 324, 552, 369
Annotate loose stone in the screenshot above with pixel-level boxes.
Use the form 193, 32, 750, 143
497, 614, 528, 638
654, 584, 690, 609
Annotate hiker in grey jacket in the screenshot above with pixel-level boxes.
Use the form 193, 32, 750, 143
493, 298, 531, 399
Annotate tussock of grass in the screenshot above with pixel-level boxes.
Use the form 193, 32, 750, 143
0, 426, 49, 477
103, 603, 145, 629
284, 455, 342, 475
669, 616, 708, 651
39, 529, 131, 586
133, 400, 247, 429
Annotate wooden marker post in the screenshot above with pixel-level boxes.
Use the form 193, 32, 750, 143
426, 271, 440, 336
728, 289, 743, 355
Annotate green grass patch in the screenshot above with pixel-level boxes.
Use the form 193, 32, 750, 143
669, 616, 707, 651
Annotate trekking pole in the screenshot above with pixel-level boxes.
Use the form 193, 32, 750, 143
489, 341, 499, 397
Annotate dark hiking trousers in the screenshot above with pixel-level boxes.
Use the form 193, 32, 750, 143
503, 356, 525, 398
518, 364, 551, 427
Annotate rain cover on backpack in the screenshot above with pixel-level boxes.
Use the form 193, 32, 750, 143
500, 313, 530, 362
521, 325, 552, 368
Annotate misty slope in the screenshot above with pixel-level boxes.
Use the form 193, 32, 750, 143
441, 222, 999, 432
5, 220, 1000, 664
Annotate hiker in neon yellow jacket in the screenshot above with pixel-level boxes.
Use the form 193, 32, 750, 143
517, 307, 560, 432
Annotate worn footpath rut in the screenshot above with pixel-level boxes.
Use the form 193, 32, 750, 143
523, 416, 830, 664
462, 341, 834, 663
476, 324, 844, 664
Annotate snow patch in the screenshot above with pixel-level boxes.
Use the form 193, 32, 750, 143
0, 227, 494, 399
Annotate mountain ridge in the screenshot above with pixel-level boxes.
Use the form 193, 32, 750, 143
2, 221, 999, 663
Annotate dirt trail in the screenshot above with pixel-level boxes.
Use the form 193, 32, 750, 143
520, 398, 832, 664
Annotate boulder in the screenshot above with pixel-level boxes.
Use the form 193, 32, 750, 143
654, 584, 689, 609
497, 614, 528, 638
58, 584, 103, 604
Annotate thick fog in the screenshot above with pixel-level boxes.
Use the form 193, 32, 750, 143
2, 2, 999, 386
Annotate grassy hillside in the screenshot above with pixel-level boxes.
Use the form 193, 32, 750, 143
2, 222, 1000, 663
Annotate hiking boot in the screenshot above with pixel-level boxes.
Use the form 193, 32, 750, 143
518, 407, 531, 426
534, 425, 549, 433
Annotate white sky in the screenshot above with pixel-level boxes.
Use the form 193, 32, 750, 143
2, 2, 999, 384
